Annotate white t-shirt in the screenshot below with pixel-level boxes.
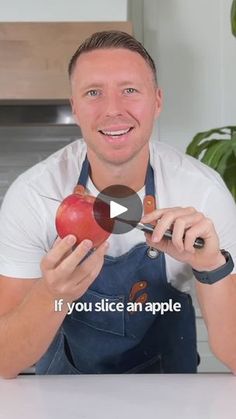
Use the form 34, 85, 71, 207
0, 139, 235, 293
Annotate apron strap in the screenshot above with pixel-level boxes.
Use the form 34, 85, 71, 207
143, 195, 156, 218
77, 155, 90, 187
144, 161, 155, 196
143, 161, 156, 220
73, 185, 86, 195
75, 154, 157, 218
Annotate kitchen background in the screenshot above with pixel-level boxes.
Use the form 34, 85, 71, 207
0, 0, 235, 373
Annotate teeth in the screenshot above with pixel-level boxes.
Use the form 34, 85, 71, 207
101, 128, 130, 136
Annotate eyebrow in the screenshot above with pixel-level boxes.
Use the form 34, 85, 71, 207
81, 83, 104, 90
118, 81, 141, 86
80, 81, 142, 90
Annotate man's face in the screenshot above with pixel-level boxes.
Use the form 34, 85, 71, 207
70, 48, 162, 165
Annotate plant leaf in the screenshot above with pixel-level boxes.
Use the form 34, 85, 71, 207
186, 124, 236, 201
216, 149, 233, 176
231, 0, 236, 37
222, 153, 236, 200
187, 139, 220, 159
186, 126, 231, 155
232, 132, 236, 142
201, 141, 231, 169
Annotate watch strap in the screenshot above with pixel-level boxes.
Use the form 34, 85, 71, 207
192, 250, 234, 284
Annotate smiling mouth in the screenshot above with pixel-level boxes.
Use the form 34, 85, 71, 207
98, 127, 134, 138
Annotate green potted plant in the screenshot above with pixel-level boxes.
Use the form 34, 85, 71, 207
186, 0, 236, 200
231, 0, 236, 35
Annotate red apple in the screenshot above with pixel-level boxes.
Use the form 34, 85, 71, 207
55, 192, 113, 248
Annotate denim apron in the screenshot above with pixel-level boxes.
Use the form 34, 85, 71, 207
36, 157, 198, 374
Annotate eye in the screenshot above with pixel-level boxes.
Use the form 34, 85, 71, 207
86, 89, 100, 97
124, 87, 138, 94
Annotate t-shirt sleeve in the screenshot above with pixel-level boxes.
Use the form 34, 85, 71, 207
202, 182, 236, 275
0, 178, 52, 278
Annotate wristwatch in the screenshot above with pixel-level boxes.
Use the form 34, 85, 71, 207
192, 249, 234, 284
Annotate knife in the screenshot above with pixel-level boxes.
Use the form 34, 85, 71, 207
115, 217, 204, 249
39, 195, 205, 249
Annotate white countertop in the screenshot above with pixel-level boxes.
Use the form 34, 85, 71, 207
0, 374, 235, 419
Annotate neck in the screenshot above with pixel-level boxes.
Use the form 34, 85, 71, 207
87, 147, 150, 192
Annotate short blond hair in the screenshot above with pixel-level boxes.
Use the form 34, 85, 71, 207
68, 30, 158, 85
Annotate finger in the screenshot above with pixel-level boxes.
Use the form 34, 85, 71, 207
184, 217, 218, 253
171, 218, 186, 253
74, 241, 109, 284
55, 238, 94, 276
141, 207, 187, 224
52, 236, 62, 248
75, 242, 109, 294
170, 212, 205, 253
41, 235, 78, 271
144, 212, 204, 254
141, 206, 196, 225
151, 209, 199, 243
52, 236, 75, 260
67, 241, 109, 296
144, 232, 166, 253
141, 209, 160, 224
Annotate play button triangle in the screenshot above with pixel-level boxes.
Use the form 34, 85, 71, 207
110, 201, 128, 219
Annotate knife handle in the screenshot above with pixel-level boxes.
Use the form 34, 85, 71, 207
143, 224, 204, 249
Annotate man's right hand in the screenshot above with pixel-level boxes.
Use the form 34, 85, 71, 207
40, 235, 108, 303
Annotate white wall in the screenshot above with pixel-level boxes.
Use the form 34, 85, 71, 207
136, 0, 234, 373
0, 0, 128, 21
142, 0, 236, 152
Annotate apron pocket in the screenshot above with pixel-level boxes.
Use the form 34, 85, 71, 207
45, 333, 82, 375
70, 289, 125, 336
125, 353, 162, 374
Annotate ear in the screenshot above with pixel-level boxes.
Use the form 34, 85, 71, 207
70, 97, 80, 125
154, 88, 163, 119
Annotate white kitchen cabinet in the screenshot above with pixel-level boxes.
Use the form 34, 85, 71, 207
0, 21, 132, 100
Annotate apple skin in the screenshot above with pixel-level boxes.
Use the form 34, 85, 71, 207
55, 193, 112, 248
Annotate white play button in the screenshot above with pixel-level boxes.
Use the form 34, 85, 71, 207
94, 184, 143, 234
110, 201, 128, 219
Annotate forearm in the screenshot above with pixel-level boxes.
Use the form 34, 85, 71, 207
0, 280, 68, 379
196, 274, 236, 372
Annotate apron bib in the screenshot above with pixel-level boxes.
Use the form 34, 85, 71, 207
36, 157, 198, 374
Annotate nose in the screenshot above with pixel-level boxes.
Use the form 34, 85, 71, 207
104, 92, 123, 117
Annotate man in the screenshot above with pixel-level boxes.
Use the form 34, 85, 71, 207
0, 31, 236, 377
